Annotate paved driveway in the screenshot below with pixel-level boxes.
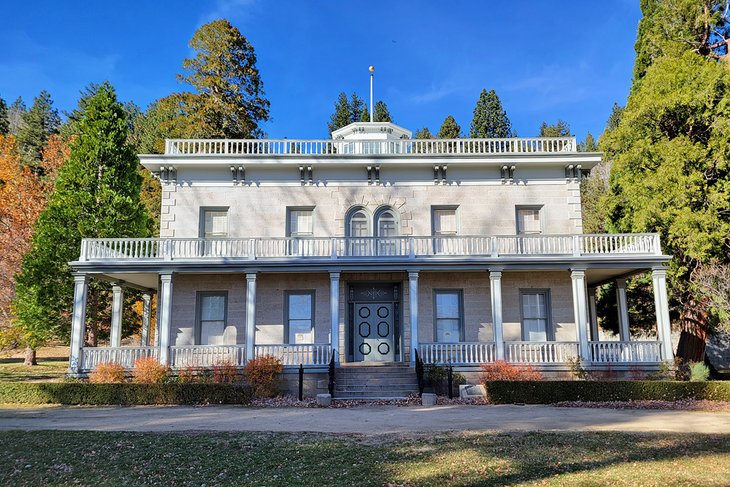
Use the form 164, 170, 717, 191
1, 405, 728, 434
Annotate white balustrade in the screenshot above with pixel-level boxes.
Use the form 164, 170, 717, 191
505, 341, 580, 364
79, 233, 662, 262
165, 137, 577, 157
81, 347, 158, 370
170, 345, 247, 368
590, 341, 662, 363
419, 342, 496, 365
255, 344, 332, 366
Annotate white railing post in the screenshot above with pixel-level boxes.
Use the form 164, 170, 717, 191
330, 272, 340, 363
489, 270, 505, 360
408, 237, 415, 258
110, 284, 124, 348
248, 238, 257, 260
245, 273, 257, 362
409, 271, 419, 365
652, 268, 674, 362
571, 270, 591, 362
158, 273, 173, 366
69, 274, 89, 374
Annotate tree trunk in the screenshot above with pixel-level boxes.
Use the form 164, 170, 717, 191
23, 346, 37, 366
675, 300, 709, 362
87, 321, 98, 347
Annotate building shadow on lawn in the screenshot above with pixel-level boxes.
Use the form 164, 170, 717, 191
382, 431, 730, 486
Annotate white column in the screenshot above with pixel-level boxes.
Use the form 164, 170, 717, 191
158, 273, 173, 366
409, 271, 419, 365
69, 274, 89, 374
245, 273, 257, 362
588, 287, 599, 341
616, 278, 631, 342
141, 293, 152, 346
652, 268, 674, 362
329, 272, 340, 363
570, 270, 590, 362
489, 270, 504, 360
110, 284, 124, 347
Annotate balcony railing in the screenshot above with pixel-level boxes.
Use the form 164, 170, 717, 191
590, 341, 662, 363
170, 345, 247, 368
81, 346, 157, 371
255, 344, 332, 366
505, 341, 581, 364
419, 342, 496, 365
164, 137, 577, 157
79, 233, 662, 262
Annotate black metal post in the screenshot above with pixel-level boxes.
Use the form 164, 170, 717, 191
415, 350, 424, 396
328, 349, 336, 397
298, 364, 304, 401
447, 366, 453, 399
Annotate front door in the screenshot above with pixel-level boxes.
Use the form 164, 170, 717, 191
354, 303, 395, 362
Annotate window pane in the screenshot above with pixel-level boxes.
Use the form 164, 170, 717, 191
517, 208, 541, 234
522, 293, 546, 319
200, 295, 226, 321
378, 211, 398, 237
288, 294, 312, 320
201, 320, 225, 345
435, 292, 460, 319
436, 319, 461, 343
350, 211, 369, 237
289, 320, 313, 344
433, 209, 457, 235
522, 292, 548, 341
204, 210, 228, 237
289, 210, 313, 236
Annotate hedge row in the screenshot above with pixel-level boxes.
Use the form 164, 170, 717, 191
485, 380, 730, 404
0, 382, 252, 405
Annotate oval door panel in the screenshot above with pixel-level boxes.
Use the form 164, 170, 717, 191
377, 321, 389, 338
378, 343, 390, 355
377, 306, 389, 318
359, 322, 371, 338
359, 343, 371, 355
358, 307, 371, 318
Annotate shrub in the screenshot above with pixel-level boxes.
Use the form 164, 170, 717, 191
132, 357, 169, 384
0, 382, 253, 405
212, 360, 239, 384
480, 360, 543, 382
567, 357, 590, 380
689, 362, 710, 382
88, 362, 126, 384
424, 364, 466, 396
484, 380, 730, 404
176, 367, 199, 384
243, 355, 283, 398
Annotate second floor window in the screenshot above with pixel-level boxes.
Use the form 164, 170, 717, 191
432, 207, 458, 236
288, 208, 314, 237
516, 206, 542, 235
201, 208, 229, 238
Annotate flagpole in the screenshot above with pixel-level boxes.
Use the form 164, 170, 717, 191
369, 66, 374, 123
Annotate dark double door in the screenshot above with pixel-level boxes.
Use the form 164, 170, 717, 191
349, 283, 400, 362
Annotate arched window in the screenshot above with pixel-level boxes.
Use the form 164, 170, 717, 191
346, 207, 370, 256
375, 207, 399, 255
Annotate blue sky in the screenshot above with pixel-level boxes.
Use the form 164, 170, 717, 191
0, 1, 641, 142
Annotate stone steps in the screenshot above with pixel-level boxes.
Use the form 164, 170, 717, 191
332, 363, 419, 399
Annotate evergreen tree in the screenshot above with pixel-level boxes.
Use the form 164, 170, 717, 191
13, 83, 150, 359
0, 96, 8, 136
176, 19, 270, 139
17, 91, 60, 171
327, 92, 351, 135
7, 97, 26, 136
437, 115, 461, 138
350, 93, 365, 125
373, 101, 392, 123
578, 133, 597, 152
414, 127, 433, 139
360, 105, 370, 123
469, 89, 512, 138
605, 103, 625, 132
539, 120, 571, 137
604, 1, 730, 358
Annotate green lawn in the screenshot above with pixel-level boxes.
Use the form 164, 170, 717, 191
0, 430, 728, 486
0, 346, 68, 383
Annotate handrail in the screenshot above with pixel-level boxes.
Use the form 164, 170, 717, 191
79, 233, 663, 262
164, 137, 578, 156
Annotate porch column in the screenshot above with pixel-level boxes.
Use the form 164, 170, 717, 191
245, 273, 257, 362
158, 273, 173, 366
141, 293, 152, 347
489, 270, 505, 360
329, 272, 340, 363
110, 284, 124, 348
616, 278, 631, 341
69, 274, 89, 374
570, 269, 591, 362
588, 287, 599, 341
651, 268, 674, 361
409, 271, 419, 365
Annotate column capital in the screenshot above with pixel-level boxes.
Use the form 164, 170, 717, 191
329, 271, 341, 280
408, 270, 419, 280
615, 277, 627, 288
489, 270, 502, 280
570, 269, 586, 279
142, 293, 152, 300
111, 282, 124, 291
246, 272, 258, 282
160, 273, 173, 283
651, 268, 668, 278
72, 273, 89, 284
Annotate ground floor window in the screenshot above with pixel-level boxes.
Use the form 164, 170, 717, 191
285, 291, 314, 344
521, 290, 552, 341
434, 290, 463, 342
196, 292, 228, 345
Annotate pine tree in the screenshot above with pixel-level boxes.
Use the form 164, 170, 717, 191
0, 96, 8, 136
350, 93, 365, 125
360, 105, 370, 123
16, 91, 60, 171
538, 120, 571, 137
469, 89, 512, 138
414, 127, 433, 139
578, 133, 597, 152
327, 92, 351, 135
7, 97, 26, 136
373, 101, 392, 123
437, 115, 461, 138
13, 83, 150, 361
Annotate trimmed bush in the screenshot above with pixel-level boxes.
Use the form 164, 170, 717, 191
480, 361, 543, 382
212, 360, 240, 384
485, 380, 730, 404
132, 357, 169, 384
88, 362, 126, 384
0, 382, 252, 405
243, 355, 283, 398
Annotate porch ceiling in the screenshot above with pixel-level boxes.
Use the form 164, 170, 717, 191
585, 267, 647, 287
99, 272, 158, 291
